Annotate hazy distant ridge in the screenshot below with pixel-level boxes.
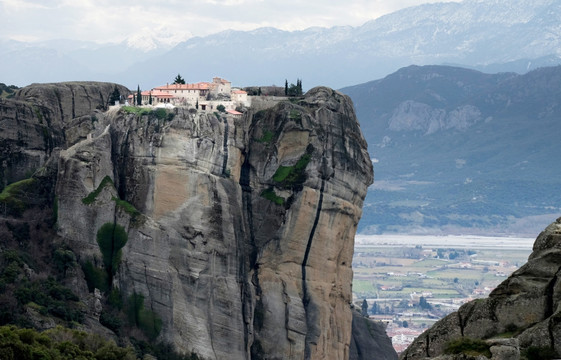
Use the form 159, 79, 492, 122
1, 0, 560, 88
341, 64, 561, 235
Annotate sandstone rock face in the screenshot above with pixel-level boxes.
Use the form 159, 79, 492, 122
49, 85, 374, 359
0, 82, 128, 188
400, 217, 561, 360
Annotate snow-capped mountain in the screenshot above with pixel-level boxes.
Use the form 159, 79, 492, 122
124, 26, 192, 52
2, 0, 560, 88
109, 0, 561, 89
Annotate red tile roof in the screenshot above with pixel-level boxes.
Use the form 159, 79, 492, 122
154, 82, 210, 91
141, 90, 174, 98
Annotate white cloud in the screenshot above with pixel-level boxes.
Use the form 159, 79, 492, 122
0, 0, 454, 43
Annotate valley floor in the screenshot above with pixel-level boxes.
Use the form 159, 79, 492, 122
352, 234, 534, 354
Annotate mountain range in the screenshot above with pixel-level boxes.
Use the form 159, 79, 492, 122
2, 0, 561, 89
342, 64, 561, 236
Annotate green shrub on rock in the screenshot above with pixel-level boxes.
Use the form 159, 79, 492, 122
444, 337, 491, 358
96, 223, 128, 284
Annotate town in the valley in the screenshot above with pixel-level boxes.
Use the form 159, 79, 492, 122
352, 235, 534, 353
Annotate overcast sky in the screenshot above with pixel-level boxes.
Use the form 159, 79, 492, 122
1, 0, 452, 44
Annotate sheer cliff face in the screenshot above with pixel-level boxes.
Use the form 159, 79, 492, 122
401, 217, 561, 360
52, 86, 373, 359
0, 82, 128, 188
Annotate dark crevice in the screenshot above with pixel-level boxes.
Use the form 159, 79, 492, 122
302, 177, 325, 360
489, 298, 500, 323
113, 130, 130, 200
544, 266, 561, 318
221, 116, 229, 177
69, 85, 76, 119
425, 331, 430, 357
107, 210, 118, 288
458, 312, 464, 337
55, 90, 64, 122
240, 153, 261, 357
99, 90, 105, 111
80, 85, 92, 110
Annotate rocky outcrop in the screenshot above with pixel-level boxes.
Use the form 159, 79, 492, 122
400, 217, 561, 360
47, 85, 375, 359
350, 310, 398, 360
0, 82, 128, 188
388, 101, 482, 135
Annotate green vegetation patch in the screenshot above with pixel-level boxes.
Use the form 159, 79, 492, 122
0, 178, 36, 202
84, 222, 128, 292
82, 260, 109, 293
352, 279, 376, 294
96, 223, 128, 282
0, 83, 18, 98
0, 178, 37, 217
260, 188, 285, 205
112, 197, 142, 222
523, 346, 559, 360
127, 292, 162, 340
0, 325, 137, 360
289, 109, 302, 120
14, 277, 83, 323
120, 106, 152, 117
272, 153, 312, 188
444, 337, 491, 358
81, 176, 114, 204
153, 108, 167, 120
257, 130, 274, 143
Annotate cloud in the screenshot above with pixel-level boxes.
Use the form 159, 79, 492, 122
0, 0, 451, 43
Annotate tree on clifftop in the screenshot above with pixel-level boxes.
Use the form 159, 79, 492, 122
109, 87, 121, 105
361, 299, 369, 316
136, 85, 142, 106
173, 74, 185, 84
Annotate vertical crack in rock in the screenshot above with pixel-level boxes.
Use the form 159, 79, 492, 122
207, 250, 218, 360
282, 280, 290, 340
545, 266, 561, 318
68, 84, 76, 119
489, 298, 499, 323
425, 331, 431, 357
221, 115, 229, 177
458, 312, 465, 337
302, 177, 326, 360
239, 154, 259, 355
98, 90, 105, 110
80, 85, 93, 110
113, 129, 130, 200
55, 89, 64, 122
545, 265, 561, 349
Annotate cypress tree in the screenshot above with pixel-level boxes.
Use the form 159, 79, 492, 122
361, 299, 369, 316
136, 85, 142, 106
285, 79, 288, 96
